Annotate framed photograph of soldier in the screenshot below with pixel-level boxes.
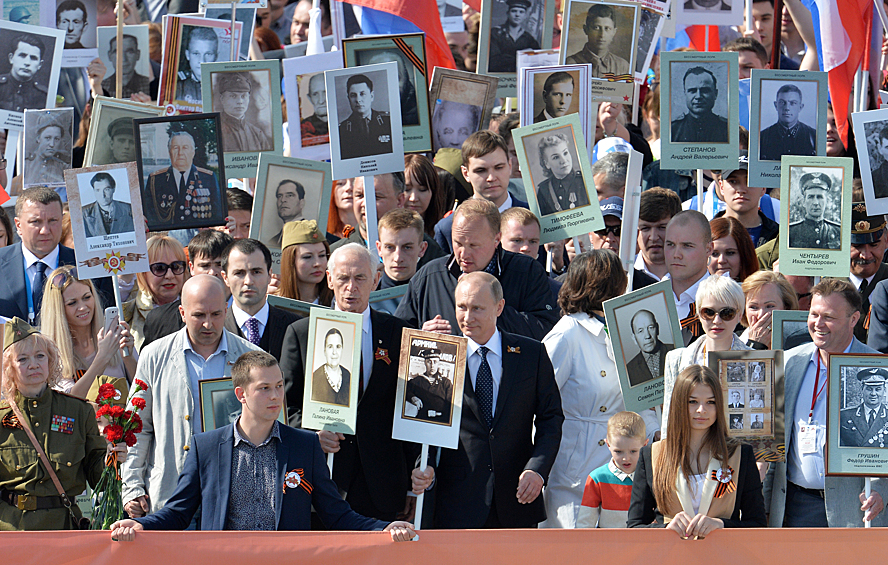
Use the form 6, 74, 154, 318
428, 67, 499, 154
57, 0, 97, 67
325, 62, 404, 181
201, 7, 256, 61
282, 51, 343, 161
199, 377, 285, 434
748, 70, 828, 189
157, 15, 242, 114
64, 162, 150, 280
84, 96, 166, 167
559, 0, 639, 103
512, 112, 604, 242
778, 156, 853, 277
771, 309, 814, 351
342, 33, 431, 154
301, 308, 362, 435
519, 65, 593, 157
96, 25, 152, 99
249, 153, 332, 272
267, 294, 329, 318
476, 0, 555, 98
438, 0, 463, 32
22, 107, 72, 189
826, 353, 888, 477
392, 329, 467, 449
851, 107, 888, 215
604, 280, 682, 413
200, 60, 282, 178
676, 0, 743, 27
0, 20, 64, 130
133, 112, 228, 231
659, 50, 740, 171
708, 349, 784, 461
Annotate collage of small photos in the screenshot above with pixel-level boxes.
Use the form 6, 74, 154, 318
722, 359, 771, 436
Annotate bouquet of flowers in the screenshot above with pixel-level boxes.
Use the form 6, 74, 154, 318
90, 378, 149, 530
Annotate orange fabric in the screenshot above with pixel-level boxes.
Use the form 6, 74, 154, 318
830, 1, 872, 147
686, 25, 719, 52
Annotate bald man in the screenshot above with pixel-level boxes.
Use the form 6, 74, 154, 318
121, 274, 261, 520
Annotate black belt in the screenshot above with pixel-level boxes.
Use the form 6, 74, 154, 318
788, 481, 825, 499
0, 489, 66, 511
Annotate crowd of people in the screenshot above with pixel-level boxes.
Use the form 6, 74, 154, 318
0, 0, 886, 545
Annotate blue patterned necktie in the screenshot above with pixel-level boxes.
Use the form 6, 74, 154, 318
476, 346, 494, 428
245, 317, 261, 346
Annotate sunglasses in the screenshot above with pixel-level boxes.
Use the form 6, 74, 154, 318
594, 225, 621, 238
699, 307, 738, 322
51, 267, 79, 290
149, 261, 187, 277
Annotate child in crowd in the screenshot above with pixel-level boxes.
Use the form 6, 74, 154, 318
576, 411, 647, 528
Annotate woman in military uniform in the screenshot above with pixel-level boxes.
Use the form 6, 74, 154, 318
0, 318, 126, 530
534, 133, 590, 216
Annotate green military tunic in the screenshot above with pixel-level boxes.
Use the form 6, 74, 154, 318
788, 217, 841, 249
0, 387, 106, 530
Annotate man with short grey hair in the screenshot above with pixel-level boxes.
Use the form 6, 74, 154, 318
590, 151, 628, 200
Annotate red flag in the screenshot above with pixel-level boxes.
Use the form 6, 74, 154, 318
826, 0, 871, 146
686, 25, 719, 52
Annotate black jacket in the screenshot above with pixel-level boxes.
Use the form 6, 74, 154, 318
141, 298, 184, 349
713, 209, 779, 248
223, 305, 300, 360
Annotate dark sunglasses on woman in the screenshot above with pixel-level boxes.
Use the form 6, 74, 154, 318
149, 261, 187, 277
699, 307, 738, 322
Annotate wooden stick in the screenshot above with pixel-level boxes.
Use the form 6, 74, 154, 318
112, 274, 129, 357
230, 2, 238, 61
363, 175, 380, 264
770, 0, 784, 69
326, 451, 334, 475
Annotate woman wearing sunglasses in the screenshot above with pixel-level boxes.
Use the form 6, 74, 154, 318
661, 275, 750, 437
123, 236, 189, 349
628, 365, 766, 535
40, 266, 137, 399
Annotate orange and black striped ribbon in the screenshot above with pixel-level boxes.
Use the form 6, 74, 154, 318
865, 305, 872, 331
709, 467, 736, 499
393, 37, 425, 78
680, 303, 704, 339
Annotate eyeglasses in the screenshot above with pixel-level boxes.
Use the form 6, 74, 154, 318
51, 266, 78, 290
699, 307, 738, 322
149, 261, 187, 277
594, 225, 621, 238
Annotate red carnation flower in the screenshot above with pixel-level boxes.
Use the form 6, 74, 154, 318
109, 406, 125, 419
134, 379, 148, 391
104, 424, 124, 443
95, 404, 111, 418
129, 414, 143, 434
130, 397, 146, 410
97, 383, 117, 402
124, 431, 137, 447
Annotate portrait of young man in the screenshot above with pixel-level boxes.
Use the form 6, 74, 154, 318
670, 64, 729, 143
565, 3, 631, 80
788, 170, 841, 250
57, 0, 92, 49
0, 31, 50, 113
534, 71, 574, 123
337, 72, 392, 160
759, 83, 817, 161
81, 171, 135, 237
176, 26, 218, 105
488, 0, 541, 73
213, 71, 273, 153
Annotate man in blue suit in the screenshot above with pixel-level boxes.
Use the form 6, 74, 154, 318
109, 351, 416, 539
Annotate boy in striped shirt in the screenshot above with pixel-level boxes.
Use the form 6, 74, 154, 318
577, 411, 647, 528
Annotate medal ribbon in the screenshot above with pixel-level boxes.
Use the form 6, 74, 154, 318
709, 467, 736, 499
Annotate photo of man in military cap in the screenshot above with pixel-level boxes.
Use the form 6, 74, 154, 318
106, 117, 136, 164
101, 34, 150, 99
534, 71, 574, 123
788, 170, 841, 250
405, 348, 454, 425
214, 71, 272, 153
81, 171, 135, 237
759, 83, 817, 161
670, 64, 729, 143
565, 3, 631, 80
488, 0, 540, 73
176, 26, 218, 105
0, 32, 49, 113
24, 110, 71, 186
300, 72, 328, 147
840, 367, 888, 448
337, 72, 392, 160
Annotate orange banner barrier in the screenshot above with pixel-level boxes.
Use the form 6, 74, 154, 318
2, 528, 885, 565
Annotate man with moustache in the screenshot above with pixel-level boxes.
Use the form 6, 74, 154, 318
847, 201, 888, 343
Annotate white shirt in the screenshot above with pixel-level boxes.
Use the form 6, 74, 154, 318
232, 301, 269, 342
466, 330, 503, 418
335, 303, 373, 391
634, 253, 663, 282
497, 194, 514, 213
663, 271, 710, 319
173, 169, 188, 193
849, 272, 875, 292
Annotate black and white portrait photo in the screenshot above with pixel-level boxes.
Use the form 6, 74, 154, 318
787, 167, 842, 250
520, 125, 591, 216
728, 388, 744, 409
203, 7, 256, 61
749, 388, 765, 408
635, 8, 662, 75
749, 361, 765, 381
299, 71, 329, 148
336, 71, 391, 159
355, 48, 420, 126
564, 1, 636, 81
23, 108, 72, 188
283, 51, 342, 160
727, 361, 746, 382
211, 388, 243, 429
758, 80, 818, 161
97, 25, 151, 100
84, 97, 165, 167
669, 61, 729, 143
432, 99, 482, 152
134, 114, 227, 231
210, 70, 273, 153
532, 70, 577, 123
256, 162, 326, 249
625, 309, 674, 387
177, 25, 219, 106
855, 115, 888, 208
57, 0, 94, 49
311, 327, 352, 406
685, 0, 731, 12
839, 367, 888, 448
404, 344, 457, 425
730, 413, 744, 430
0, 23, 62, 116
750, 413, 764, 430
487, 0, 542, 73
80, 170, 135, 238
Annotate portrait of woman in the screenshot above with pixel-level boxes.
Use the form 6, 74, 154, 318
311, 327, 351, 406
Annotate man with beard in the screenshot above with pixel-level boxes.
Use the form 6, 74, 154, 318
101, 35, 150, 100
405, 349, 453, 424
625, 309, 673, 386
0, 34, 48, 112
300, 73, 328, 146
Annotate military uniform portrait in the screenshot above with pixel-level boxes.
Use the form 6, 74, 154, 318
730, 413, 744, 430
134, 114, 227, 231
355, 48, 420, 126
299, 71, 330, 148
334, 70, 393, 160
486, 0, 542, 73
668, 61, 730, 143
520, 125, 592, 217
97, 26, 151, 100
758, 80, 818, 162
0, 26, 59, 114
210, 70, 273, 153
563, 1, 637, 81
404, 348, 455, 425
84, 97, 166, 167
176, 26, 219, 106
839, 367, 888, 448
23, 108, 72, 188
788, 168, 842, 250
726, 362, 746, 382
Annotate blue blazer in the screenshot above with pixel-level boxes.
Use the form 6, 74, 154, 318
0, 242, 76, 320
136, 423, 388, 531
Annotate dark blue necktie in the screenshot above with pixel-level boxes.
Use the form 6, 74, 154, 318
476, 346, 494, 428
245, 317, 261, 346
32, 261, 47, 321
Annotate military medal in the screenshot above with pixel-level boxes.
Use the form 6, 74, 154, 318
50, 415, 75, 434
710, 467, 736, 498
283, 469, 313, 494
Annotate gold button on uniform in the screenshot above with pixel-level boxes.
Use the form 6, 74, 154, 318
184, 415, 190, 421
599, 406, 607, 412
66, 462, 71, 467
183, 445, 190, 451
34, 422, 39, 427
598, 439, 605, 446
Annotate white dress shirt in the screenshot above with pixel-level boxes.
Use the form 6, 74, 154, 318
23, 245, 60, 320
849, 272, 875, 292
664, 272, 710, 320
497, 194, 514, 213
466, 330, 503, 418
633, 254, 663, 282
232, 301, 269, 341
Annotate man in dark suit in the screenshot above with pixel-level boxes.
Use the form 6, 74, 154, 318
840, 368, 888, 448
411, 271, 563, 528
310, 328, 351, 406
849, 201, 888, 343
108, 351, 416, 539
625, 309, 673, 387
221, 238, 299, 360
338, 74, 392, 160
280, 243, 417, 522
82, 172, 134, 237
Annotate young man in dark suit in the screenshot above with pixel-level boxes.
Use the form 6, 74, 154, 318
109, 351, 416, 539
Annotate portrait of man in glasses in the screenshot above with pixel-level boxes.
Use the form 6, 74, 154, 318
625, 309, 674, 387
82, 171, 134, 237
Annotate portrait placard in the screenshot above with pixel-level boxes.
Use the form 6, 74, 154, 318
660, 50, 739, 171
634, 3, 668, 85
282, 50, 343, 161
325, 62, 404, 180
708, 349, 784, 462
158, 15, 242, 114
512, 112, 603, 242
392, 329, 467, 450
343, 33, 431, 154
96, 26, 152, 99
133, 112, 228, 231
267, 294, 329, 318
477, 0, 555, 98
198, 377, 285, 434
249, 153, 332, 273
604, 280, 682, 413
429, 67, 499, 154
302, 308, 362, 434
200, 60, 282, 178
438, 0, 464, 32
57, 0, 97, 67
827, 354, 888, 476
0, 21, 64, 130
560, 0, 639, 104
675, 0, 743, 27
22, 107, 73, 190
749, 69, 828, 188
516, 47, 559, 95
64, 162, 150, 280
771, 309, 813, 351
201, 7, 257, 60
369, 285, 409, 316
778, 156, 852, 277
520, 64, 592, 155
84, 96, 166, 167
851, 107, 888, 215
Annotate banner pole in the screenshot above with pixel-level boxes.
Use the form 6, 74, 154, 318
116, 0, 124, 98
413, 443, 429, 532
230, 2, 238, 61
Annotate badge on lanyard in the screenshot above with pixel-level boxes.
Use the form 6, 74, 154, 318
799, 422, 819, 454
